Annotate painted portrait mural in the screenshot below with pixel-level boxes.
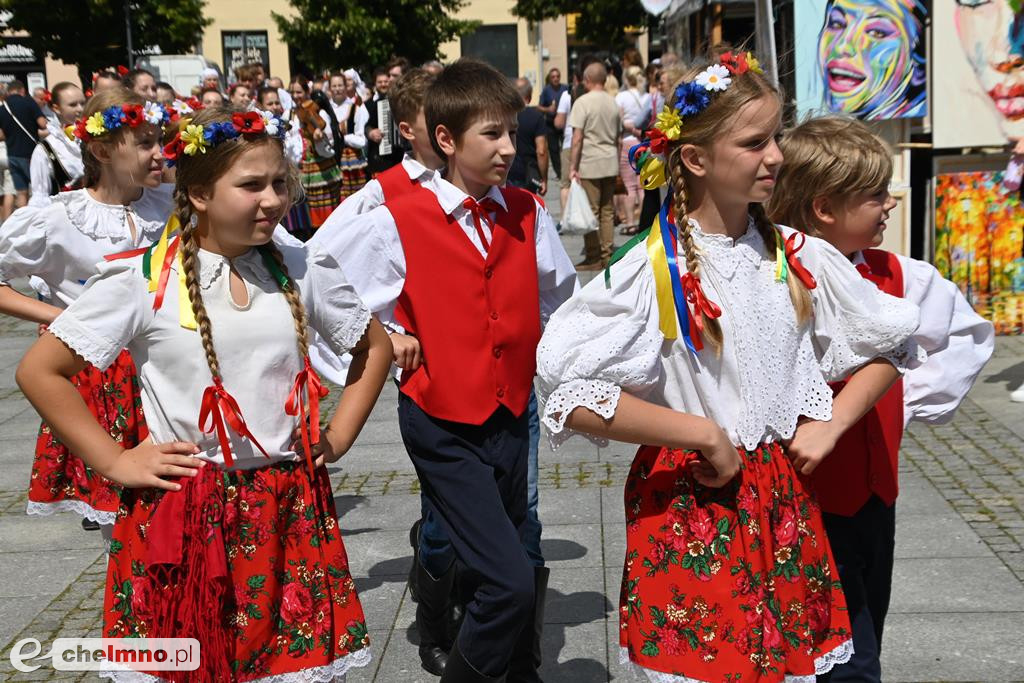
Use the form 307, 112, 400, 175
934, 0, 1024, 147
795, 0, 927, 120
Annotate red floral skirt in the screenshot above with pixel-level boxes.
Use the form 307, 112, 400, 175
27, 349, 146, 524
618, 443, 852, 682
102, 459, 370, 682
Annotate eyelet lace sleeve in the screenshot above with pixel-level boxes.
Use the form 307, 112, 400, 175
785, 228, 923, 381
536, 245, 664, 447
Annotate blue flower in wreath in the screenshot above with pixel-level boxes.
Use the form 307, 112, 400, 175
203, 121, 240, 145
102, 106, 124, 131
674, 82, 711, 118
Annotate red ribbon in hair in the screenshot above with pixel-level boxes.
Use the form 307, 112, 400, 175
784, 232, 818, 290
680, 272, 722, 351
198, 379, 269, 468
285, 356, 330, 477
152, 234, 181, 311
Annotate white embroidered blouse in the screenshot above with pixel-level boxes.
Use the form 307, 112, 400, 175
48, 242, 371, 469
0, 185, 173, 307
536, 220, 923, 451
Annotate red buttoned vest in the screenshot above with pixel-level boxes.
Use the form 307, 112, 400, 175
809, 249, 904, 516
388, 186, 541, 424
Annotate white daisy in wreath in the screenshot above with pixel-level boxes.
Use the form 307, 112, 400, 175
695, 64, 732, 92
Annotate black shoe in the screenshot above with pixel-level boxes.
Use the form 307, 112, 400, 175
408, 519, 423, 602
506, 566, 550, 683
81, 518, 100, 531
417, 561, 456, 676
440, 640, 505, 682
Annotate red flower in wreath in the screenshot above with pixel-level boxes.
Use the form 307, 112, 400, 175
232, 111, 265, 136
163, 132, 184, 163
73, 118, 90, 141
117, 65, 130, 77
121, 104, 144, 127
720, 51, 749, 76
186, 96, 203, 111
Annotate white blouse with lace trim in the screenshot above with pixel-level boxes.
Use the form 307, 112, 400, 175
0, 185, 173, 308
536, 219, 922, 451
48, 241, 371, 470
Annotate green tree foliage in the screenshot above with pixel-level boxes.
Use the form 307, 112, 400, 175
513, 0, 648, 52
0, 0, 211, 88
273, 0, 479, 73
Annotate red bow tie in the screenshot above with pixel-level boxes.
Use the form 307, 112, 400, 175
462, 197, 501, 252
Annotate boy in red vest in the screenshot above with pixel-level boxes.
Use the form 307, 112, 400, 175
329, 59, 577, 682
769, 117, 994, 682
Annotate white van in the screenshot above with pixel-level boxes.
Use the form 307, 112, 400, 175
135, 55, 223, 95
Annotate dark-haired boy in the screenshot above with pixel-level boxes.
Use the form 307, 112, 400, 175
334, 58, 577, 682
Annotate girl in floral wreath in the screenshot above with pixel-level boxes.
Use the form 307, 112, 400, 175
16, 104, 392, 681
536, 50, 922, 682
0, 87, 172, 532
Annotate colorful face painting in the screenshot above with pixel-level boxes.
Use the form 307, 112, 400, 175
955, 0, 1024, 140
817, 0, 927, 119
934, 169, 1024, 334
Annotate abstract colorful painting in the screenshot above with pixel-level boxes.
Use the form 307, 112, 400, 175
795, 0, 927, 120
932, 0, 1024, 148
934, 169, 1024, 334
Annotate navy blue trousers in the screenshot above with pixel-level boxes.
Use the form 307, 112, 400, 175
398, 393, 534, 676
817, 495, 896, 683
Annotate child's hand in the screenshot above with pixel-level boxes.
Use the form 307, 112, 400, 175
391, 333, 422, 370
783, 419, 840, 475
688, 424, 740, 488
290, 426, 347, 468
107, 439, 204, 490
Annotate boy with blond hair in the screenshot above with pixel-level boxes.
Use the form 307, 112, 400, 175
769, 116, 994, 682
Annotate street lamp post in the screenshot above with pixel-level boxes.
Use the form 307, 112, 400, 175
124, 0, 134, 69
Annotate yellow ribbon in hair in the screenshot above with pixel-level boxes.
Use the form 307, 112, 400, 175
147, 215, 180, 293
177, 251, 197, 330
639, 155, 667, 191
645, 218, 679, 340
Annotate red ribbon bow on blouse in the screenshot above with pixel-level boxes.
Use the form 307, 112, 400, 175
461, 197, 502, 252
198, 379, 270, 468
285, 356, 330, 477
680, 272, 722, 351
784, 232, 818, 290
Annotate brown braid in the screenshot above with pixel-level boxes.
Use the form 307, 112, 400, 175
669, 149, 723, 350
179, 224, 222, 381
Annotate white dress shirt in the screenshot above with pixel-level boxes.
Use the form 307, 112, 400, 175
851, 250, 995, 427
308, 175, 579, 384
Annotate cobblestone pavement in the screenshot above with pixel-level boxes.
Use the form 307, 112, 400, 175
0, 256, 1022, 679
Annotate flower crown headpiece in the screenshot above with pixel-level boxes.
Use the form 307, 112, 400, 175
163, 111, 287, 167
66, 102, 171, 143
630, 51, 763, 191
167, 97, 203, 122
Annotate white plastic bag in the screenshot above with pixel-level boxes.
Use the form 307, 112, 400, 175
562, 180, 598, 234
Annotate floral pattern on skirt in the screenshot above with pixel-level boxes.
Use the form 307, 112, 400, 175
27, 349, 146, 524
103, 460, 370, 682
619, 443, 852, 682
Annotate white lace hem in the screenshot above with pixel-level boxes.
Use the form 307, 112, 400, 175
325, 303, 372, 357
98, 647, 372, 682
618, 639, 853, 683
48, 312, 119, 370
540, 378, 620, 448
26, 499, 116, 525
